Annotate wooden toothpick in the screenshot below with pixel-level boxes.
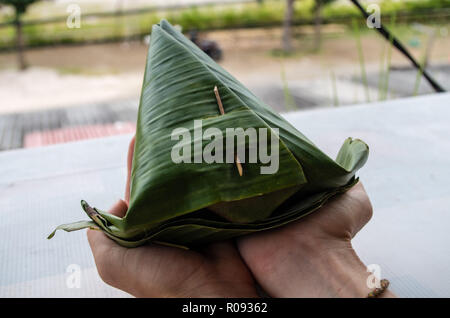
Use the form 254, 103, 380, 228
235, 154, 243, 177
213, 85, 243, 177
214, 86, 225, 115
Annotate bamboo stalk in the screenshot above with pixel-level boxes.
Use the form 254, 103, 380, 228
214, 86, 243, 176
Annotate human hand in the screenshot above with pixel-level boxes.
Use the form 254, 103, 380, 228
238, 182, 395, 298
87, 136, 258, 297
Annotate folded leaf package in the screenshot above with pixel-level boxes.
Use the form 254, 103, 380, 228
48, 20, 369, 248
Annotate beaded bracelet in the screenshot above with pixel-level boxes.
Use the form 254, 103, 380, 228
367, 279, 390, 298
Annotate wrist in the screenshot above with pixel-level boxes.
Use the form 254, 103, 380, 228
315, 242, 396, 298
319, 243, 373, 297
258, 237, 381, 298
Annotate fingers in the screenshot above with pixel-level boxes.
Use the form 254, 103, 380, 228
87, 200, 129, 291
87, 199, 194, 297
93, 134, 134, 288
108, 199, 128, 218
85, 199, 127, 256
87, 228, 127, 291
201, 240, 240, 262
348, 182, 373, 236
125, 135, 136, 205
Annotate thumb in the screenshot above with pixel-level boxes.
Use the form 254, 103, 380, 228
87, 199, 128, 250
86, 199, 129, 289
108, 199, 128, 218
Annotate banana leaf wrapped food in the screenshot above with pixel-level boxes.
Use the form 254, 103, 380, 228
48, 20, 369, 248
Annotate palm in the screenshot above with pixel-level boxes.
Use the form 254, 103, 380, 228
127, 241, 256, 297
89, 221, 257, 297
237, 182, 372, 297
88, 136, 257, 297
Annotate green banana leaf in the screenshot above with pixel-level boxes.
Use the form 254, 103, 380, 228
48, 20, 368, 249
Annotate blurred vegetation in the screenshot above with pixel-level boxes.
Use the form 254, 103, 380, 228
0, 0, 447, 50
0, 0, 42, 68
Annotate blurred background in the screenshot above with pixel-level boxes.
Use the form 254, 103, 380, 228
0, 0, 448, 151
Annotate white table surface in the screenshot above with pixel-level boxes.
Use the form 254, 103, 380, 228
1, 93, 449, 297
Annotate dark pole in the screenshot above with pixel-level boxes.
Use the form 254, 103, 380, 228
313, 1, 323, 51
350, 0, 445, 93
15, 9, 27, 70
282, 0, 295, 52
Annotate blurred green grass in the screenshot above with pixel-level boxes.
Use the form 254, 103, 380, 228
0, 0, 447, 50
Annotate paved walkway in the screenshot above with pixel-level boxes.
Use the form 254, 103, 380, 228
0, 98, 138, 151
